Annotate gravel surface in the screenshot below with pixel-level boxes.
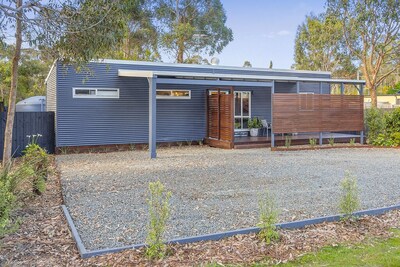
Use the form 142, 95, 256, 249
58, 147, 400, 250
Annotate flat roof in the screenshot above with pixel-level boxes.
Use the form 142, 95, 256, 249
118, 69, 366, 84
100, 59, 331, 75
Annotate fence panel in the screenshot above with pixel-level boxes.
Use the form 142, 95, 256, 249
0, 112, 55, 158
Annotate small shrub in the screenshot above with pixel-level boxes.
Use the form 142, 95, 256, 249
177, 141, 183, 148
60, 147, 69, 154
186, 140, 193, 146
248, 117, 263, 129
309, 138, 317, 148
198, 139, 204, 146
0, 180, 17, 238
285, 136, 291, 148
257, 190, 279, 244
349, 138, 356, 146
329, 136, 335, 146
145, 181, 172, 259
129, 144, 136, 151
22, 134, 50, 195
372, 133, 394, 147
339, 171, 360, 220
142, 144, 149, 151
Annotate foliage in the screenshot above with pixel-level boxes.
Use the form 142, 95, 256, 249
0, 46, 50, 102
145, 181, 172, 259
0, 166, 17, 238
22, 135, 50, 195
293, 12, 356, 78
339, 171, 360, 220
152, 0, 233, 63
278, 229, 400, 267
364, 108, 386, 143
349, 138, 355, 146
285, 136, 292, 148
384, 108, 400, 134
309, 138, 317, 148
329, 136, 335, 146
257, 190, 279, 244
243, 61, 252, 68
327, 0, 400, 106
248, 117, 263, 129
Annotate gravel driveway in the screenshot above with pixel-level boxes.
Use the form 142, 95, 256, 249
58, 147, 400, 250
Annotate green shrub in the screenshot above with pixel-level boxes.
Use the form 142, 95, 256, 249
22, 137, 50, 195
145, 181, 172, 259
309, 138, 317, 148
385, 107, 400, 134
285, 135, 292, 148
349, 138, 356, 146
257, 190, 279, 244
329, 136, 335, 146
0, 169, 16, 237
364, 108, 385, 143
390, 132, 400, 146
339, 171, 360, 220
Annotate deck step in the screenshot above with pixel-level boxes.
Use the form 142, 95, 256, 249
234, 143, 270, 149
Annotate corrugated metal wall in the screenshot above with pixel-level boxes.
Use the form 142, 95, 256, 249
55, 61, 331, 147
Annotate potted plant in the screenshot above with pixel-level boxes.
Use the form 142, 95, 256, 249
248, 117, 263, 137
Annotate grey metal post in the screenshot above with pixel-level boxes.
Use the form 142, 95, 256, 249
360, 84, 364, 144
148, 76, 157, 159
319, 82, 323, 146
340, 83, 344, 95
296, 81, 300, 94
271, 81, 275, 148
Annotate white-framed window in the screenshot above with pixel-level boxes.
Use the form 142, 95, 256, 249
208, 90, 230, 95
234, 91, 251, 131
73, 88, 119, 99
156, 89, 191, 99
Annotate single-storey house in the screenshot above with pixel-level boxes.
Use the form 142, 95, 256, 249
45, 59, 365, 158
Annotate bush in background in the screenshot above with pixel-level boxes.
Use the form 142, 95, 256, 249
365, 107, 400, 146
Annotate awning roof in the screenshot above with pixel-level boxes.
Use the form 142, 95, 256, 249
118, 69, 366, 85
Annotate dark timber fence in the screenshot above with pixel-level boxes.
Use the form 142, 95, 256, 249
0, 112, 55, 158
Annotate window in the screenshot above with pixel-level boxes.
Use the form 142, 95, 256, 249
234, 91, 251, 130
156, 89, 191, 99
299, 92, 314, 111
73, 88, 119, 98
208, 90, 229, 95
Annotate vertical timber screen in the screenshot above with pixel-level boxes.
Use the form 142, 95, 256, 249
0, 112, 55, 158
272, 94, 364, 134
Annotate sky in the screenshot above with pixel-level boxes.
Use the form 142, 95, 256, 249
212, 0, 326, 69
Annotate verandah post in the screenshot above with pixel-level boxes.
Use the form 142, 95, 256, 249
271, 81, 275, 148
148, 76, 157, 159
319, 82, 323, 146
360, 84, 364, 144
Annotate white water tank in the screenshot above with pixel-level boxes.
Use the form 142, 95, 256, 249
16, 96, 46, 112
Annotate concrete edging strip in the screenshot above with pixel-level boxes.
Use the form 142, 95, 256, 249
61, 203, 400, 259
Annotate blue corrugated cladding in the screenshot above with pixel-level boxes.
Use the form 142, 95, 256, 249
55, 61, 330, 147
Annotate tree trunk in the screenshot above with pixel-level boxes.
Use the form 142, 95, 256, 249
177, 47, 184, 63
370, 84, 378, 108
3, 0, 23, 165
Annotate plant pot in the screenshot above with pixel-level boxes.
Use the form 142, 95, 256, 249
249, 128, 259, 137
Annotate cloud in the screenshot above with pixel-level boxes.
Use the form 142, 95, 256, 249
263, 30, 291, 39
277, 30, 291, 36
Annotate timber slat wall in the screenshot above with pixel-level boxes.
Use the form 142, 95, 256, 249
0, 112, 55, 158
272, 94, 363, 134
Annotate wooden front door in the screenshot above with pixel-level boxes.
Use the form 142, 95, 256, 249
206, 88, 234, 149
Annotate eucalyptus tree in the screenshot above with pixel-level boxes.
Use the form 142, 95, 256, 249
0, 0, 127, 164
293, 13, 356, 78
327, 0, 400, 106
152, 0, 233, 63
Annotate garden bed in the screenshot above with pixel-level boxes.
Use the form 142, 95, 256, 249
271, 144, 369, 151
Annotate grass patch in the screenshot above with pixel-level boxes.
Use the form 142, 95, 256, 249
274, 229, 400, 266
